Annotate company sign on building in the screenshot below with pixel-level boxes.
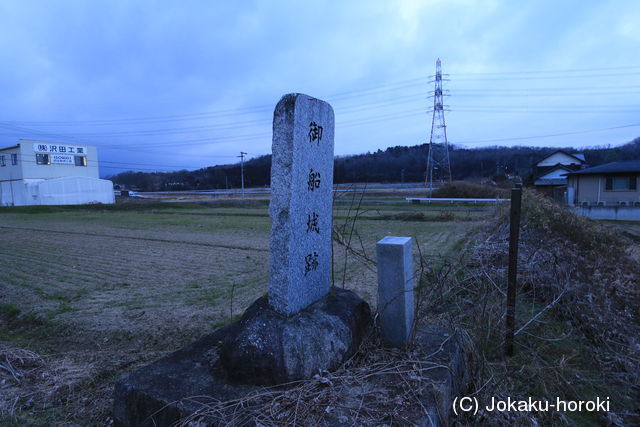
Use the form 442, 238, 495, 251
34, 143, 88, 164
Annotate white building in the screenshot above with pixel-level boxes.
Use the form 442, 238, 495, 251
0, 139, 114, 206
532, 150, 586, 201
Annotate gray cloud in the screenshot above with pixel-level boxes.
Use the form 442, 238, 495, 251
1, 0, 639, 175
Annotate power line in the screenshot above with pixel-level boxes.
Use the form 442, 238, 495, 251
454, 123, 640, 144
453, 71, 640, 81
453, 91, 640, 97
6, 121, 639, 173
5, 96, 638, 144
0, 93, 430, 136
453, 85, 640, 92
3, 90, 638, 138
1, 64, 639, 170
449, 65, 640, 75
3, 97, 639, 148
3, 64, 639, 126
3, 106, 639, 160
452, 108, 640, 114
0, 78, 428, 127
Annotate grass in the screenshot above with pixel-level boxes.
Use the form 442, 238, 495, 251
211, 314, 243, 330
3, 191, 635, 424
0, 199, 270, 214
432, 180, 510, 199
0, 197, 504, 424
441, 189, 640, 425
0, 308, 61, 348
0, 303, 21, 319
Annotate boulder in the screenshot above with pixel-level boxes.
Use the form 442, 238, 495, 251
220, 287, 371, 385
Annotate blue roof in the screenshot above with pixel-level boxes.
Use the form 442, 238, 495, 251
567, 160, 640, 175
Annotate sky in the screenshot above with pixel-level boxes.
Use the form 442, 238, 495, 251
0, 0, 639, 177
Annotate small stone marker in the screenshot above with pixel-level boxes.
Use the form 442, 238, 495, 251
376, 236, 414, 347
269, 93, 335, 316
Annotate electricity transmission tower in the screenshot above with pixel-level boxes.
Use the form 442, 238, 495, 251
425, 58, 452, 195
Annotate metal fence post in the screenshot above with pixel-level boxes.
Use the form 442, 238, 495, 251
505, 185, 522, 357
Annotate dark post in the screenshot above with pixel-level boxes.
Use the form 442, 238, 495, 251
238, 151, 247, 200
505, 185, 522, 356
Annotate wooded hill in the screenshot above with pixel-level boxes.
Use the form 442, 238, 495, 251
110, 137, 640, 191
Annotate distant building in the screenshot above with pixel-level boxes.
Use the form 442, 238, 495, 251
0, 139, 114, 206
533, 150, 586, 200
567, 160, 640, 206
566, 161, 640, 221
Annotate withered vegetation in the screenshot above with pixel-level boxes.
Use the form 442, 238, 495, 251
451, 190, 639, 425
1, 193, 638, 425
178, 190, 638, 425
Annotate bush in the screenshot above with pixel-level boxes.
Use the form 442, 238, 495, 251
432, 181, 509, 199
435, 210, 455, 221
522, 190, 621, 254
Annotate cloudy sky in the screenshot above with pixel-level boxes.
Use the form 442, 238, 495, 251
0, 0, 639, 176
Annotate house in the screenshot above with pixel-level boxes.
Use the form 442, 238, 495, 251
566, 160, 640, 205
533, 150, 586, 199
566, 160, 640, 221
0, 139, 115, 206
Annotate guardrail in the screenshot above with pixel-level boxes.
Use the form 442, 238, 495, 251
406, 197, 509, 204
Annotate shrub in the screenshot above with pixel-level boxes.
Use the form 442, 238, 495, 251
435, 210, 455, 221
432, 181, 508, 199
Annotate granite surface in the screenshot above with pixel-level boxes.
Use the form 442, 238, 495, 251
376, 236, 414, 347
269, 93, 335, 315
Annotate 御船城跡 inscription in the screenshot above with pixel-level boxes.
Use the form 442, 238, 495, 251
269, 93, 335, 316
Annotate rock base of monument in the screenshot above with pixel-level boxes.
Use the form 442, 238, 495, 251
112, 293, 467, 426
113, 288, 372, 426
220, 287, 371, 385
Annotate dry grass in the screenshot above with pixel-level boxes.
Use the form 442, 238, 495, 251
177, 324, 460, 426
325, 188, 640, 425
0, 200, 485, 425
165, 191, 486, 426
8, 192, 632, 425
452, 190, 640, 425
0, 344, 94, 423
433, 181, 509, 199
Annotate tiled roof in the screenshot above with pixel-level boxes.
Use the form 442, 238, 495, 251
538, 150, 586, 164
567, 160, 640, 175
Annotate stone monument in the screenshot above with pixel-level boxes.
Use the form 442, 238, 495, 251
219, 94, 369, 384
269, 93, 335, 315
112, 95, 467, 426
376, 236, 414, 347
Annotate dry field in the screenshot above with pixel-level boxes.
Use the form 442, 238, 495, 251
0, 199, 494, 425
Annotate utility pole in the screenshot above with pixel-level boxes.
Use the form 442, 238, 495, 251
9, 172, 15, 206
425, 58, 452, 196
238, 151, 247, 200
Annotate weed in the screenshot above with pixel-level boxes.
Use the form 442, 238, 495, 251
0, 303, 21, 319
455, 189, 640, 424
435, 210, 455, 221
212, 314, 242, 330
433, 181, 509, 199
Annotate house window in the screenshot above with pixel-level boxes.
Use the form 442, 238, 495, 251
0, 155, 5, 166
74, 156, 87, 166
605, 175, 637, 191
36, 153, 50, 165
11, 153, 17, 165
